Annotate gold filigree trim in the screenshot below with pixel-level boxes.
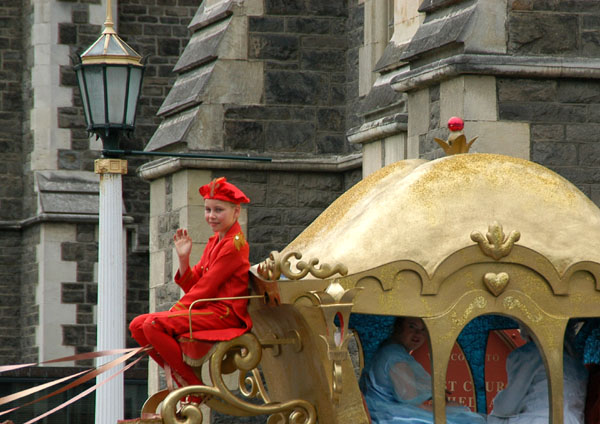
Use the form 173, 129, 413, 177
160, 333, 316, 424
257, 250, 348, 281
471, 222, 520, 260
451, 296, 487, 327
502, 296, 543, 323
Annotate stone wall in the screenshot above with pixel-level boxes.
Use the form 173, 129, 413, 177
221, 0, 358, 156
507, 0, 600, 57
498, 77, 600, 205
0, 1, 24, 222
59, 223, 98, 366
20, 226, 39, 363
0, 230, 22, 364
500, 0, 600, 205
0, 0, 26, 365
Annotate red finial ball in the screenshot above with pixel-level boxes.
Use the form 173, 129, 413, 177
447, 116, 464, 132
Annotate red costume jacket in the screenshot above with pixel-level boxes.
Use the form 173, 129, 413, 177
171, 221, 252, 341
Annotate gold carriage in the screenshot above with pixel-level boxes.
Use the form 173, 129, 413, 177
153, 153, 600, 424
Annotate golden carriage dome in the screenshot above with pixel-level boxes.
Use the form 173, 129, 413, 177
284, 153, 600, 277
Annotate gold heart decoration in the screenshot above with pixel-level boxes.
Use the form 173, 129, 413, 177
483, 272, 509, 296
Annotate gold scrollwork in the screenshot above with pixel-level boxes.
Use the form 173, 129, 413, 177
451, 296, 487, 327
303, 280, 362, 404
471, 221, 520, 260
502, 296, 542, 323
257, 250, 348, 281
160, 333, 316, 424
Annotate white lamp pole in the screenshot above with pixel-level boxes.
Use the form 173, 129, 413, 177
74, 0, 144, 421
94, 159, 127, 423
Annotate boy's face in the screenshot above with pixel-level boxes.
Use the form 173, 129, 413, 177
204, 199, 240, 236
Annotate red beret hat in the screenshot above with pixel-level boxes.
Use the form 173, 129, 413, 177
199, 177, 250, 204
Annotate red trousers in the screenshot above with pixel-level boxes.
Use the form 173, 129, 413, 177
129, 305, 243, 386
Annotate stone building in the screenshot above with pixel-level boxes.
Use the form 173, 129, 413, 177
1, 0, 600, 422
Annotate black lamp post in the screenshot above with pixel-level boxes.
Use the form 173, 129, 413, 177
74, 3, 144, 153
74, 1, 144, 422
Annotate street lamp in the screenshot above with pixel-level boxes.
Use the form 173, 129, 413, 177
74, 0, 144, 422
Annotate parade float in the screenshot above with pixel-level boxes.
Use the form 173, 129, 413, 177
141, 126, 600, 424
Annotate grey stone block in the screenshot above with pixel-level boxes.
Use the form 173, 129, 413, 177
266, 0, 347, 17
265, 121, 315, 153
157, 66, 212, 117
188, 0, 233, 32
531, 124, 565, 142
508, 13, 578, 55
298, 189, 340, 208
241, 184, 268, 207
63, 325, 85, 346
265, 71, 326, 105
557, 80, 600, 104
248, 225, 289, 243
588, 106, 600, 123
225, 106, 291, 120
146, 108, 195, 150
248, 208, 282, 226
268, 173, 299, 187
400, 7, 474, 61
317, 134, 347, 154
225, 120, 265, 151
579, 143, 600, 166
249, 16, 285, 33
317, 108, 344, 132
582, 31, 600, 57
499, 102, 586, 123
553, 0, 600, 13
359, 83, 406, 118
173, 27, 226, 73
298, 174, 343, 191
549, 166, 600, 185
249, 34, 299, 61
331, 84, 346, 105
290, 107, 316, 121
497, 78, 557, 102
301, 49, 345, 72
566, 124, 600, 141
582, 15, 600, 30
300, 35, 346, 50
418, 0, 467, 13
531, 141, 577, 166
266, 185, 298, 208
284, 208, 323, 226
286, 17, 330, 34
61, 283, 85, 304
429, 100, 439, 130
57, 150, 81, 170
35, 171, 98, 215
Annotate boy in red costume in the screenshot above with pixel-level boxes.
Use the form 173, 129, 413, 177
129, 177, 252, 387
